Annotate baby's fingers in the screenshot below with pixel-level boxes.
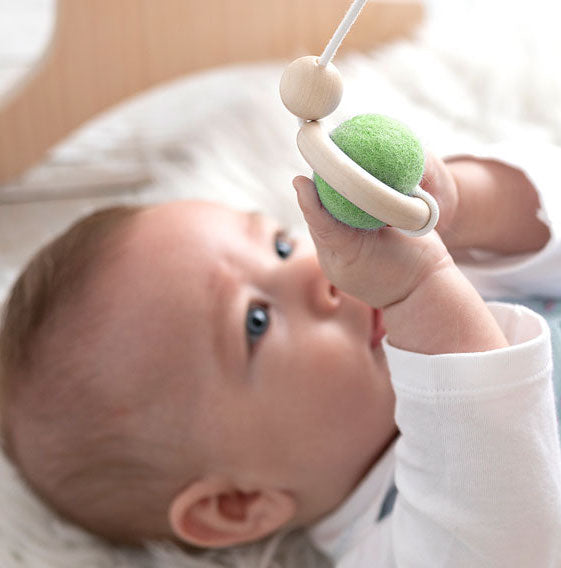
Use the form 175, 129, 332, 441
292, 176, 357, 252
420, 151, 458, 233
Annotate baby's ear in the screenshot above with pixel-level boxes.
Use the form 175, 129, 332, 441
168, 476, 296, 548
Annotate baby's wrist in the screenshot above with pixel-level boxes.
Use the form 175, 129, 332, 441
383, 257, 509, 354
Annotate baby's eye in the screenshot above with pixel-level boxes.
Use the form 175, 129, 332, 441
246, 304, 270, 347
275, 231, 293, 259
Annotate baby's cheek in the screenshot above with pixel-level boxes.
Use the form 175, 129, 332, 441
308, 351, 376, 419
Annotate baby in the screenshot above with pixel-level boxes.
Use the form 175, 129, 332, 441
1, 150, 560, 566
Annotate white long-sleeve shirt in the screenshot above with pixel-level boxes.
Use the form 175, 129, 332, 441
309, 144, 561, 567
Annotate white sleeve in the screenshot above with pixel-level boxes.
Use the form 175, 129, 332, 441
443, 142, 561, 299
383, 303, 561, 567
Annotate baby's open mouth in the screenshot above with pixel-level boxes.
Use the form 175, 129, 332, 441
370, 308, 386, 348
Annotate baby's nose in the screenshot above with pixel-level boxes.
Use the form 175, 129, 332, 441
307, 260, 341, 315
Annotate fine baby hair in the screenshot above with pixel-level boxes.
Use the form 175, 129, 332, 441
279, 0, 439, 237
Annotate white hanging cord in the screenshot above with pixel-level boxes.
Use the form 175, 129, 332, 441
317, 0, 370, 67
296, 0, 369, 126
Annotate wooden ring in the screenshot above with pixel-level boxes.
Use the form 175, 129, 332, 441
296, 120, 439, 234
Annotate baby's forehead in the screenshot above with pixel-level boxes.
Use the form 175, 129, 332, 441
132, 203, 290, 269
130, 201, 250, 249
90, 202, 237, 342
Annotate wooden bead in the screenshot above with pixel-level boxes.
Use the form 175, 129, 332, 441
280, 56, 343, 120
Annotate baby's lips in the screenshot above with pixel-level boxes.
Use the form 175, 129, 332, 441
370, 308, 386, 348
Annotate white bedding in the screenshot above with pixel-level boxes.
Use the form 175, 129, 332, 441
1, 1, 561, 566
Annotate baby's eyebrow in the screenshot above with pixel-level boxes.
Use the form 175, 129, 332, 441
210, 267, 242, 377
245, 210, 266, 243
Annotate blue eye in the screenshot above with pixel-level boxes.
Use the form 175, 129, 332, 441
246, 305, 270, 346
275, 232, 293, 259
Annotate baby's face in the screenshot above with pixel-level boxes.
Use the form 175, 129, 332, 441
94, 200, 396, 522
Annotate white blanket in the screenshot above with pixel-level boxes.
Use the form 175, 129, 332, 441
1, 2, 561, 566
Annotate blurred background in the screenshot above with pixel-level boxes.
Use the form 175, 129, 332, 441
2, 0, 560, 90
0, 0, 53, 92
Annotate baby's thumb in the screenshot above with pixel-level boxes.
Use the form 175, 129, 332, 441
292, 176, 343, 246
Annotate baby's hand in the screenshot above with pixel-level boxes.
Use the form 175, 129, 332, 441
293, 172, 509, 354
423, 152, 549, 255
292, 175, 451, 309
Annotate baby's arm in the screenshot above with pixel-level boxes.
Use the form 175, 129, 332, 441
383, 301, 561, 567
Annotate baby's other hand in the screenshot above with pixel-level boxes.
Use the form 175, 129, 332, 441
436, 155, 550, 254
293, 176, 450, 309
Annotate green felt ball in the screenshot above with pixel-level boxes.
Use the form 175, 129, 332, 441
314, 114, 424, 229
